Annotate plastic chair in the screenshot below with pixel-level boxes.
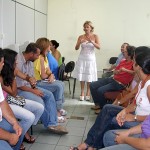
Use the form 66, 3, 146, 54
103, 57, 118, 73
58, 61, 75, 94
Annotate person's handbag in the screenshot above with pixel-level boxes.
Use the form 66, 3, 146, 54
6, 95, 26, 107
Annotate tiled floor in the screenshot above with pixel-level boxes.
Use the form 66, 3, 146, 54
25, 79, 97, 150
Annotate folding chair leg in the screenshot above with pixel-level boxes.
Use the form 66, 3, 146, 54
68, 80, 71, 94
72, 78, 76, 99
30, 125, 33, 135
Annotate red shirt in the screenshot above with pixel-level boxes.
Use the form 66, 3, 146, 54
114, 60, 134, 85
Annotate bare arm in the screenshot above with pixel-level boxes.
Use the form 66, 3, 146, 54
113, 84, 138, 106
18, 86, 43, 97
91, 34, 100, 49
0, 128, 19, 146
0, 100, 22, 137
53, 50, 61, 62
1, 78, 17, 97
124, 137, 150, 150
75, 36, 82, 50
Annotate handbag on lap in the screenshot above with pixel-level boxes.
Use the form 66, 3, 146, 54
6, 95, 26, 107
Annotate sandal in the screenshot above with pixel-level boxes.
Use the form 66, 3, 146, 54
20, 143, 25, 150
59, 109, 67, 116
58, 116, 66, 123
23, 135, 35, 143
85, 96, 90, 101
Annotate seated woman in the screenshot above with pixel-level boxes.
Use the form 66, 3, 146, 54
47, 50, 59, 80
102, 116, 150, 150
1, 49, 44, 150
35, 37, 67, 122
50, 40, 62, 66
70, 46, 150, 150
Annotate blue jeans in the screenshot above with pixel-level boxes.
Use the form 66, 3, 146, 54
111, 116, 141, 130
37, 80, 65, 110
102, 130, 140, 150
84, 104, 123, 149
18, 87, 57, 128
0, 118, 22, 150
9, 99, 44, 137
90, 78, 125, 108
100, 144, 137, 150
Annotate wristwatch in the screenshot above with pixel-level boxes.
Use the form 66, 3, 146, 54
134, 115, 137, 121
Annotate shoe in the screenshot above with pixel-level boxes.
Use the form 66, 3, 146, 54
23, 135, 35, 143
95, 109, 100, 114
20, 143, 25, 150
48, 125, 68, 135
85, 96, 90, 101
70, 147, 79, 150
79, 96, 84, 101
91, 105, 100, 110
58, 116, 66, 123
59, 109, 67, 116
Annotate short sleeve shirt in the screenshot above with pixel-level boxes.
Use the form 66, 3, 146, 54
0, 83, 5, 122
16, 52, 34, 88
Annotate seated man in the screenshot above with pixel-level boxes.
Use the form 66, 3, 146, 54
102, 43, 129, 78
91, 45, 135, 109
16, 43, 68, 134
0, 81, 22, 150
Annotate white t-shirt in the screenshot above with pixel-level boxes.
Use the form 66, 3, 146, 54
0, 83, 4, 122
135, 80, 150, 115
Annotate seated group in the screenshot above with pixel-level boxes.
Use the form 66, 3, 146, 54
0, 40, 150, 150
70, 44, 150, 150
0, 38, 66, 150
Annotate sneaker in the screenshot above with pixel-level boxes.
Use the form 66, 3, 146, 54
59, 109, 67, 116
48, 125, 68, 135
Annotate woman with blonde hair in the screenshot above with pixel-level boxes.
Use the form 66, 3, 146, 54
34, 37, 67, 122
73, 21, 100, 101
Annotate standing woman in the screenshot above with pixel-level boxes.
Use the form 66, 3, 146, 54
73, 21, 100, 101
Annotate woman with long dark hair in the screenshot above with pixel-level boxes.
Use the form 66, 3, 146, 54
0, 49, 44, 150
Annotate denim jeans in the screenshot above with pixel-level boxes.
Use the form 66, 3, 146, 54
18, 87, 57, 128
0, 140, 13, 150
84, 104, 123, 149
90, 78, 125, 108
0, 118, 22, 150
111, 116, 141, 130
37, 80, 65, 110
9, 99, 44, 137
102, 129, 140, 150
100, 144, 137, 150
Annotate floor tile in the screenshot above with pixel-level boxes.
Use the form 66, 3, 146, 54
29, 143, 55, 150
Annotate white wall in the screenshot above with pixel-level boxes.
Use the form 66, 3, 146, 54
0, 0, 48, 50
47, 0, 150, 70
